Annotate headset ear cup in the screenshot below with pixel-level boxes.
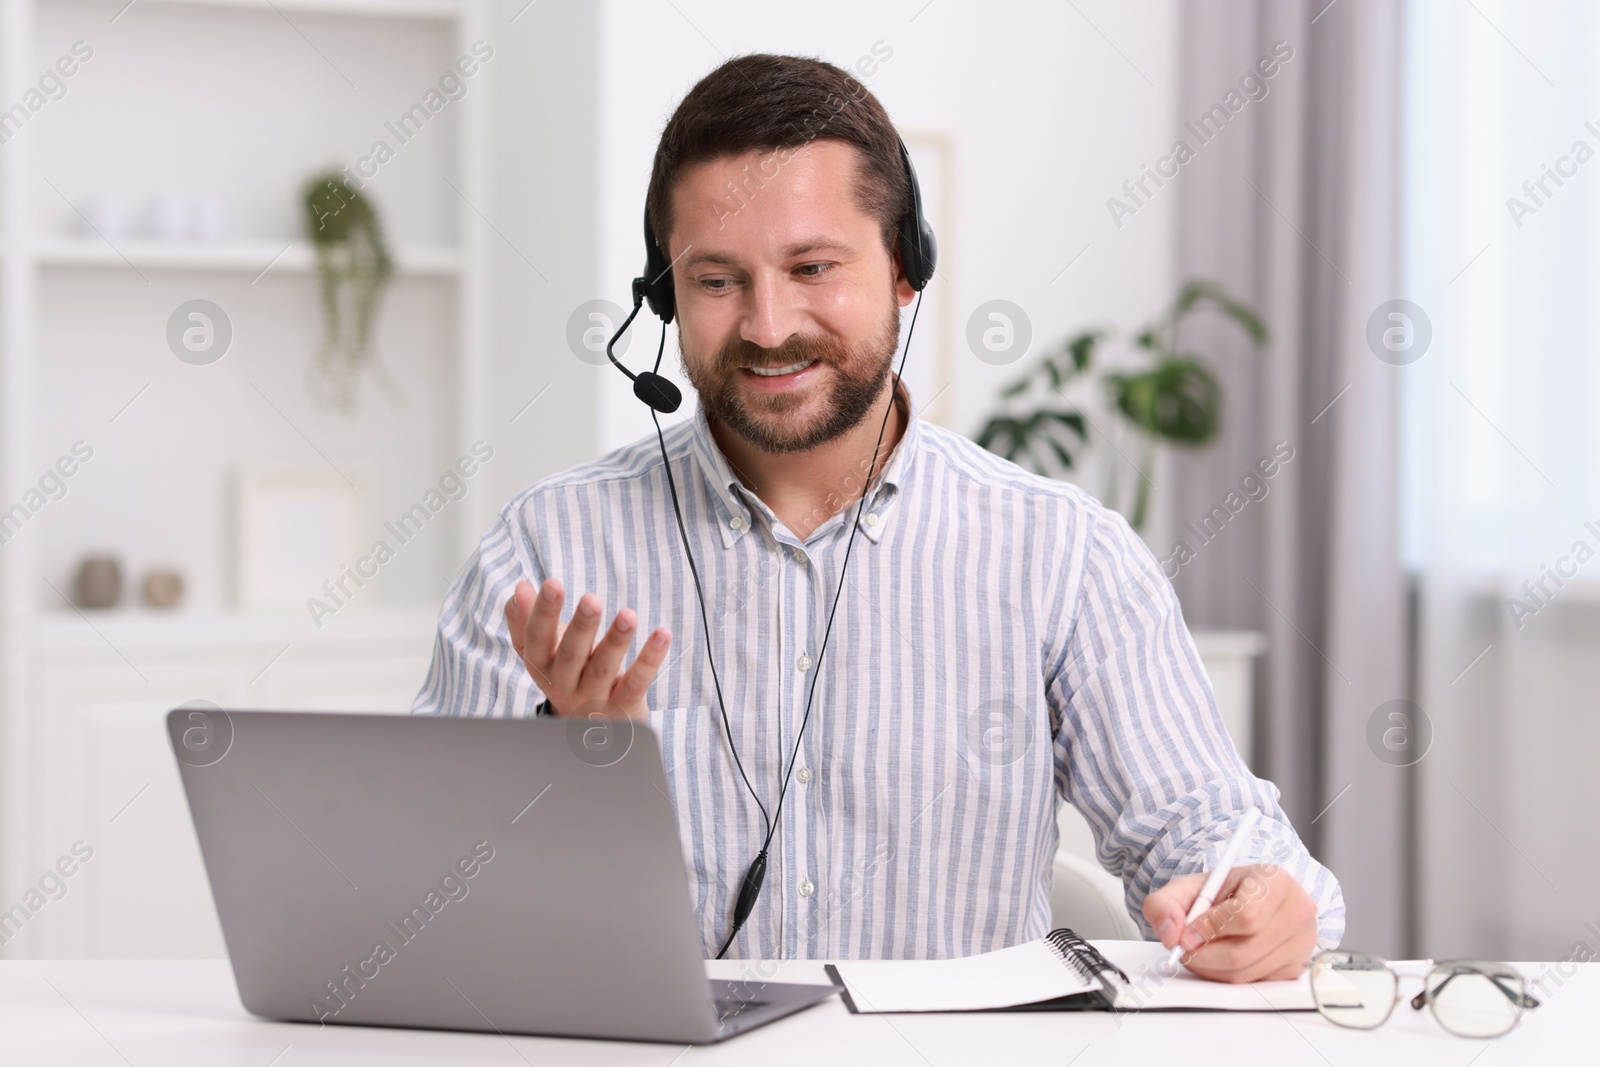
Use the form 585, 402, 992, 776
640, 208, 676, 323
895, 136, 937, 291
897, 214, 937, 292
644, 260, 675, 324
896, 218, 916, 291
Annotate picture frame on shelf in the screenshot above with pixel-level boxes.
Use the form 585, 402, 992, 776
899, 128, 955, 428
234, 463, 366, 611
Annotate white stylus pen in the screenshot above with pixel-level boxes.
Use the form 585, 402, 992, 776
1163, 805, 1263, 970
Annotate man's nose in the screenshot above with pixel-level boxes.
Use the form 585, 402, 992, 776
739, 270, 804, 351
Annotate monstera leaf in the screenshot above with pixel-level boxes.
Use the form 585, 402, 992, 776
1105, 357, 1222, 446
975, 409, 1088, 474
974, 278, 1264, 531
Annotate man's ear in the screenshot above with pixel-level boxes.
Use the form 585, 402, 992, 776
892, 246, 916, 307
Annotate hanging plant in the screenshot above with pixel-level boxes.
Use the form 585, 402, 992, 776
302, 169, 393, 413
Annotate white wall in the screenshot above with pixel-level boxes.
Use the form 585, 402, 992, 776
590, 0, 1179, 542
14, 1, 1183, 609
477, 1, 604, 523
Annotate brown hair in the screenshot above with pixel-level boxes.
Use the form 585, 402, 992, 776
644, 53, 907, 262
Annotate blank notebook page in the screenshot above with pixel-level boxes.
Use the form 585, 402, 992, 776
833, 939, 1100, 1013
1094, 940, 1315, 1011
833, 938, 1317, 1013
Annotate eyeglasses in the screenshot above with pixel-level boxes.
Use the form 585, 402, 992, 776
1309, 951, 1540, 1039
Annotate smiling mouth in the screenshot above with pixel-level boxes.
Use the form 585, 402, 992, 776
745, 359, 818, 377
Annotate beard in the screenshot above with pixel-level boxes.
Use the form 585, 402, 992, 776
681, 297, 902, 455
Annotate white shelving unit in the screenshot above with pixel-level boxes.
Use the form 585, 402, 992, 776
0, 0, 492, 957
36, 237, 463, 276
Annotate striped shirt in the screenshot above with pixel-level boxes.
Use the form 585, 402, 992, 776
413, 379, 1344, 959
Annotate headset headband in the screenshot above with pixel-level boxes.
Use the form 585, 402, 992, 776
634, 133, 938, 325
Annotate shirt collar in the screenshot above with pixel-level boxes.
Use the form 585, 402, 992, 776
689, 376, 922, 548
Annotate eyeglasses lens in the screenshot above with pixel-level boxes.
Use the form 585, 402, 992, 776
1427, 964, 1524, 1038
1311, 952, 1398, 1029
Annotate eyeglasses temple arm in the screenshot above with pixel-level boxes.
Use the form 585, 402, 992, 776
1409, 970, 1541, 1011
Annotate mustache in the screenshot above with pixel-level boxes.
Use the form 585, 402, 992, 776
715, 331, 851, 373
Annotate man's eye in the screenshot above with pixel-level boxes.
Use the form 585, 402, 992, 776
796, 263, 832, 278
699, 277, 732, 292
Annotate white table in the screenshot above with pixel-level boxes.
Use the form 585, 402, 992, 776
0, 958, 1589, 1065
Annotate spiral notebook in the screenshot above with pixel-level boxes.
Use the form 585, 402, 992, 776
824, 929, 1316, 1014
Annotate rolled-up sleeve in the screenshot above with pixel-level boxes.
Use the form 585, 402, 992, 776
1046, 499, 1345, 948
412, 514, 544, 719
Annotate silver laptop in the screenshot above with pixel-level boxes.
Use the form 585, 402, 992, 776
167, 707, 837, 1044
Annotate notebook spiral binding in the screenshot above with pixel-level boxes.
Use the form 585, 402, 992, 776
1045, 928, 1132, 986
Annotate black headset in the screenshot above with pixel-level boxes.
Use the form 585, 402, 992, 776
609, 135, 936, 415
604, 133, 935, 957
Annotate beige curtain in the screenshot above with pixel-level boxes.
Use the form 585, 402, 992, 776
1167, 0, 1409, 955
1406, 1, 1600, 962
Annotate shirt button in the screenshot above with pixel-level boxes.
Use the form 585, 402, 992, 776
799, 880, 815, 898
729, 514, 747, 531
793, 549, 808, 566
796, 652, 813, 672
796, 766, 813, 785
865, 513, 880, 527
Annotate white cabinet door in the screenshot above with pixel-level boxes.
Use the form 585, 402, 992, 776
10, 616, 439, 959
21, 657, 244, 958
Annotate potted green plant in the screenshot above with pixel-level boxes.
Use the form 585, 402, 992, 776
302, 170, 393, 413
975, 279, 1265, 530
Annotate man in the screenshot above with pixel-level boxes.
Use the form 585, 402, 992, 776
414, 53, 1341, 981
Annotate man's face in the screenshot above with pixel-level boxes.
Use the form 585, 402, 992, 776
666, 140, 916, 454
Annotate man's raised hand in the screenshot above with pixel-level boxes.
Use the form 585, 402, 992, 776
505, 577, 672, 720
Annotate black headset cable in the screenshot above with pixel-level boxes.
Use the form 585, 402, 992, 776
645, 289, 925, 958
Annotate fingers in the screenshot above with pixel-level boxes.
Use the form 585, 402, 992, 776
576, 607, 638, 700
512, 578, 565, 683
505, 581, 537, 659
1181, 891, 1286, 976
503, 579, 669, 717
1184, 908, 1315, 983
550, 591, 605, 691
1176, 867, 1320, 982
610, 628, 673, 718
1185, 925, 1306, 984
1242, 935, 1316, 983
1186, 868, 1280, 947
1149, 865, 1272, 954
1143, 872, 1206, 949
